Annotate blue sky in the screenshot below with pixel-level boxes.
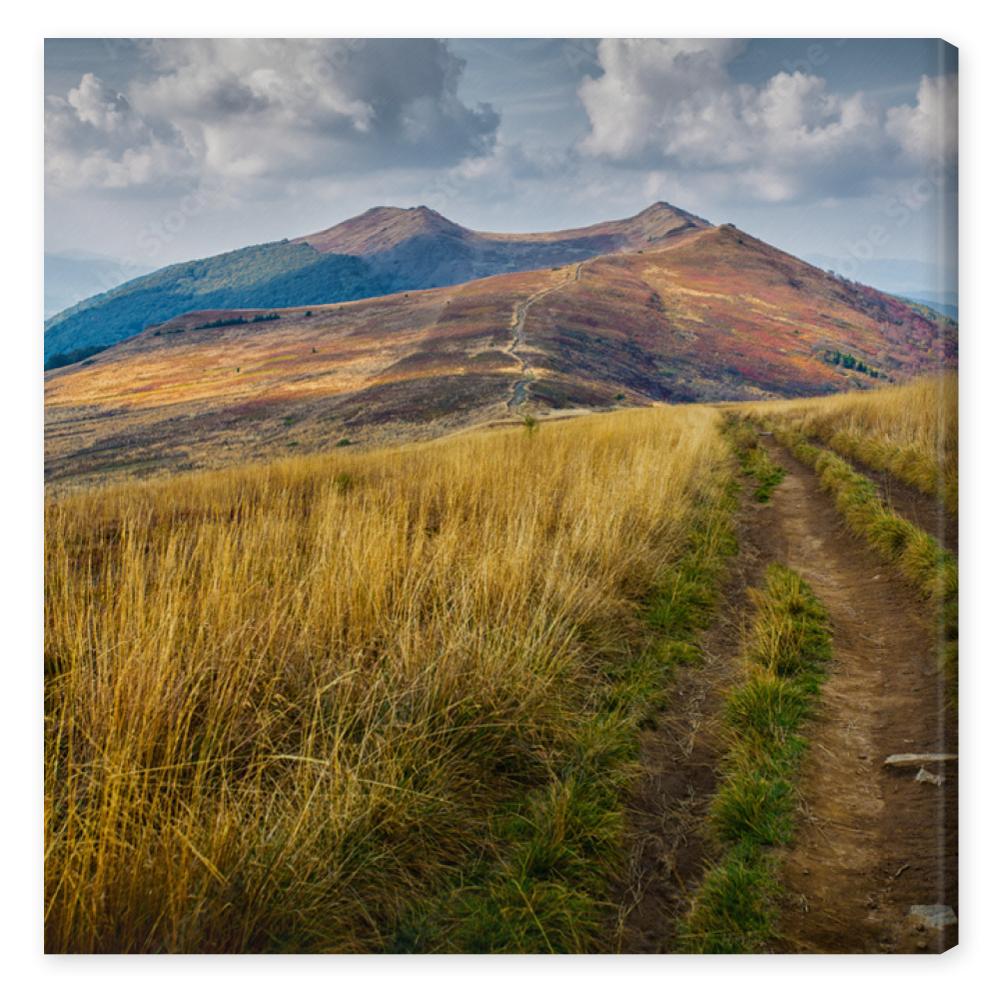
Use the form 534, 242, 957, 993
44, 38, 958, 295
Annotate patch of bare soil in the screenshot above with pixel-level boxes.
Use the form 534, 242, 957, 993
615, 480, 767, 953
760, 439, 958, 954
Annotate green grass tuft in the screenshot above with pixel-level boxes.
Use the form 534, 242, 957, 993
680, 844, 780, 953
723, 416, 786, 502
746, 566, 832, 681
764, 419, 957, 693
725, 674, 813, 745
680, 564, 831, 953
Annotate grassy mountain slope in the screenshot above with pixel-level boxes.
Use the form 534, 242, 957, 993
45, 224, 956, 490
44, 203, 709, 366
43, 242, 383, 368
518, 224, 955, 406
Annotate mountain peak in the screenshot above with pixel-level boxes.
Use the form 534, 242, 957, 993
296, 201, 713, 258
295, 205, 466, 255
359, 204, 454, 225
639, 200, 681, 213
634, 201, 712, 227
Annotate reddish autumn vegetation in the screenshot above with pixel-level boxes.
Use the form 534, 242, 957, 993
45, 222, 955, 490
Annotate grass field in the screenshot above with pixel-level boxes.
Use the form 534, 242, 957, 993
741, 375, 958, 689
44, 374, 958, 953
44, 405, 730, 952
743, 374, 957, 514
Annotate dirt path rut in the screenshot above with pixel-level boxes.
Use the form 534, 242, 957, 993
805, 439, 957, 555
505, 262, 584, 409
758, 438, 957, 953
616, 481, 766, 952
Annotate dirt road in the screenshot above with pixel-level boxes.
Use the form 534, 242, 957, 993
619, 433, 958, 953
761, 438, 957, 952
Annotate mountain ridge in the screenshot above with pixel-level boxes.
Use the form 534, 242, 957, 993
44, 202, 710, 366
45, 222, 957, 489
294, 201, 710, 255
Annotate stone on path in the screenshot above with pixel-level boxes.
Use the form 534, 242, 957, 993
914, 767, 946, 786
883, 753, 957, 768
907, 904, 957, 930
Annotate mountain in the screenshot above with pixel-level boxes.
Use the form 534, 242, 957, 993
293, 202, 709, 275
43, 242, 383, 369
44, 252, 147, 320
45, 221, 957, 488
899, 294, 958, 321
43, 202, 708, 367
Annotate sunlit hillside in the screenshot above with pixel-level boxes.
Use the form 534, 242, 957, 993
44, 226, 956, 491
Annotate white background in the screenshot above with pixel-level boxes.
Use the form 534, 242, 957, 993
5, 1, 995, 996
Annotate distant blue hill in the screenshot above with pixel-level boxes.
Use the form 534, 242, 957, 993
899, 295, 958, 321
45, 252, 147, 319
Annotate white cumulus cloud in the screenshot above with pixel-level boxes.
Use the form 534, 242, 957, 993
45, 40, 500, 194
886, 73, 958, 165
45, 73, 194, 190
578, 39, 956, 203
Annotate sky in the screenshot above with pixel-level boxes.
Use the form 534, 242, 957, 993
44, 38, 958, 296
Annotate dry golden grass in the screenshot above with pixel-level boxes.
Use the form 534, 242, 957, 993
45, 405, 727, 952
741, 374, 957, 513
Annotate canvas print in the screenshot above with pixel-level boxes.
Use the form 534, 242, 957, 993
43, 38, 958, 954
